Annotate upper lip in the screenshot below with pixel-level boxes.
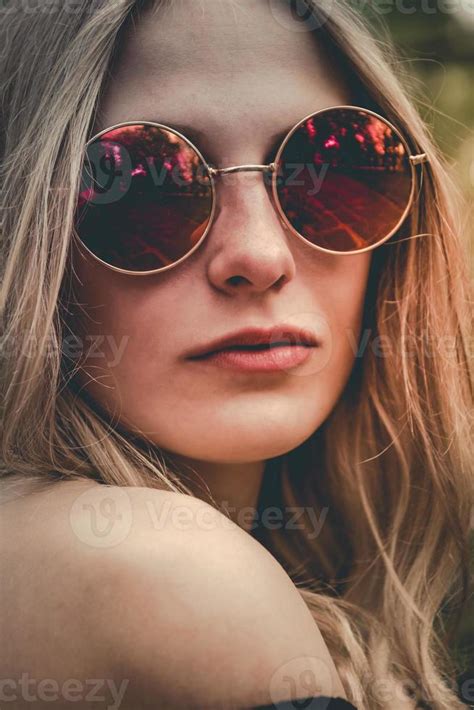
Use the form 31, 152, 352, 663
185, 325, 320, 359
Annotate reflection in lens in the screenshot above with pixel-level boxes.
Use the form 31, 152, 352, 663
275, 108, 413, 252
75, 124, 213, 272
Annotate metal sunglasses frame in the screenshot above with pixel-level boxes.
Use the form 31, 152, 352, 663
76, 104, 429, 276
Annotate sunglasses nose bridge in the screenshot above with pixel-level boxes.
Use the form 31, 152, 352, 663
207, 162, 292, 234
208, 162, 283, 225
208, 163, 276, 178
209, 162, 279, 203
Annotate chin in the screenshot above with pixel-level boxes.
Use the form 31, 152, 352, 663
158, 429, 315, 464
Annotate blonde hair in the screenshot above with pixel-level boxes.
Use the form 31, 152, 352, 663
0, 1, 472, 707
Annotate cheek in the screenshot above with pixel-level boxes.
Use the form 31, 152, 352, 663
68, 297, 177, 424
313, 253, 371, 386
65, 242, 178, 406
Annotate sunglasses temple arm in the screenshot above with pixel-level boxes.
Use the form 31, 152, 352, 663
409, 153, 428, 165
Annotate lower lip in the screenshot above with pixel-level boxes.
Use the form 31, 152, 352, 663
187, 345, 315, 372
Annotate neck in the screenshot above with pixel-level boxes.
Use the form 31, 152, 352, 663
164, 454, 268, 533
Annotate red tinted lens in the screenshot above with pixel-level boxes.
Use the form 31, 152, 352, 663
274, 108, 413, 252
75, 124, 213, 273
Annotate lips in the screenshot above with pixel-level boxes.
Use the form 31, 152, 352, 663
185, 325, 319, 359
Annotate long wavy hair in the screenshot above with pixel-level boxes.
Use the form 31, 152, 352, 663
0, 1, 472, 707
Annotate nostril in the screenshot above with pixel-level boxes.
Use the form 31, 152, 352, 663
273, 273, 288, 290
228, 275, 248, 287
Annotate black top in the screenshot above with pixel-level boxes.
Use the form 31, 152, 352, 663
254, 696, 357, 709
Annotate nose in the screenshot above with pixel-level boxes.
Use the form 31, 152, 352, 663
205, 169, 297, 296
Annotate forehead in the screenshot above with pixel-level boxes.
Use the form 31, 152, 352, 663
96, 0, 350, 161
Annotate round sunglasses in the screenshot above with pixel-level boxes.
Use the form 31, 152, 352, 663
74, 105, 428, 276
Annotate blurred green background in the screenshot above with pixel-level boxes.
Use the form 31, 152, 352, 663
363, 2, 473, 703
365, 0, 473, 250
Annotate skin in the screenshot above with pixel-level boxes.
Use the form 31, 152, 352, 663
67, 0, 372, 523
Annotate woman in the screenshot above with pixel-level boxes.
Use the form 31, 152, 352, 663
0, 0, 472, 708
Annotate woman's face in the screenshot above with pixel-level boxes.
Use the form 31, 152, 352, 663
68, 0, 372, 465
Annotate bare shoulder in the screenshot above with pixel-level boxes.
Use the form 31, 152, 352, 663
0, 478, 346, 708
80, 484, 346, 707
